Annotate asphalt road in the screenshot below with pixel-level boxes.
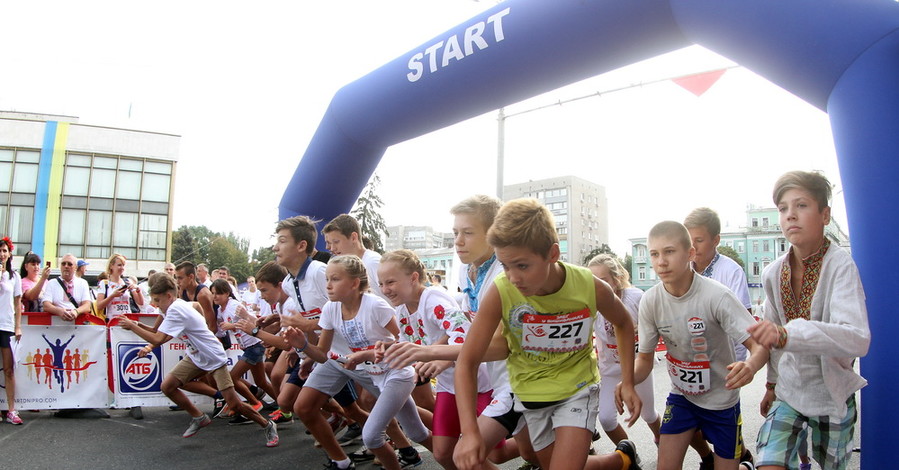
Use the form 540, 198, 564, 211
0, 356, 861, 470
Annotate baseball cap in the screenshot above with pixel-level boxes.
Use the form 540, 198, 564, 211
77, 260, 89, 268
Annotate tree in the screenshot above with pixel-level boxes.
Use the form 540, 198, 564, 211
622, 254, 633, 280
171, 225, 217, 265
582, 244, 616, 267
717, 245, 745, 269
351, 173, 390, 253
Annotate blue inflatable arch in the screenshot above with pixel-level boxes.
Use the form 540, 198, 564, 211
280, 1, 899, 465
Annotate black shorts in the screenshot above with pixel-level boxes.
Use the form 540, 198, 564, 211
0, 330, 13, 349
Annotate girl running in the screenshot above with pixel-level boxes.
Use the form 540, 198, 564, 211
0, 236, 23, 424
288, 255, 431, 470
210, 279, 278, 423
588, 254, 661, 445
377, 249, 492, 470
96, 254, 144, 321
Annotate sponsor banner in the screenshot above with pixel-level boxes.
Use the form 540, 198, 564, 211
110, 327, 213, 408
1, 325, 107, 410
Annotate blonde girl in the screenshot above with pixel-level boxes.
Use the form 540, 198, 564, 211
287, 255, 431, 470
96, 254, 144, 320
588, 254, 661, 444
378, 249, 492, 470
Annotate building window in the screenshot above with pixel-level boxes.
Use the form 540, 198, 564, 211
142, 173, 171, 202
752, 262, 760, 276
90, 169, 116, 198
139, 214, 168, 261
762, 217, 769, 226
63, 166, 91, 196
12, 162, 38, 193
59, 209, 86, 245
116, 171, 142, 200
737, 242, 744, 253
763, 240, 770, 252
753, 240, 759, 252
638, 266, 646, 280
779, 239, 787, 252
752, 218, 759, 227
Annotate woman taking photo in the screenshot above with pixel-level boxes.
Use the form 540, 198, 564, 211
19, 251, 50, 313
96, 254, 144, 321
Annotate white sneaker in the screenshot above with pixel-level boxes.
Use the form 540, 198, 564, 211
182, 414, 211, 438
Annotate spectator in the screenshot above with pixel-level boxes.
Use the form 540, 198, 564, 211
42, 254, 92, 321
197, 264, 212, 287
19, 251, 50, 313
0, 236, 24, 424
75, 259, 89, 278
96, 254, 144, 321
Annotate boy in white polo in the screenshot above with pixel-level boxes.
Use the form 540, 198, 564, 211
119, 273, 279, 446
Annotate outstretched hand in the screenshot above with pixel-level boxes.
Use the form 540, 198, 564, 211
614, 382, 643, 427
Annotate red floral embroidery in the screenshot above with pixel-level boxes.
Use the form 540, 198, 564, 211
434, 305, 445, 320
399, 317, 408, 325
404, 325, 414, 336
442, 320, 451, 330
453, 337, 464, 344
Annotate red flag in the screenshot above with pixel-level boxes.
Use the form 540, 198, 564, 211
672, 69, 727, 97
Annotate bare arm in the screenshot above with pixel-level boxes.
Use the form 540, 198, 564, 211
197, 290, 217, 333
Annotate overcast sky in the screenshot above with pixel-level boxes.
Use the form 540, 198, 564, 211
0, 1, 845, 257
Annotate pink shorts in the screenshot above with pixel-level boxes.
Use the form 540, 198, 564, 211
433, 390, 493, 437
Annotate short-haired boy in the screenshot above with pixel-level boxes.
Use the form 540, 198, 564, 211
748, 171, 869, 470
635, 221, 767, 470
684, 207, 756, 468
322, 213, 385, 299
119, 273, 279, 446
455, 198, 643, 470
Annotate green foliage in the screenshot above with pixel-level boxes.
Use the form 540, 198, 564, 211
170, 225, 255, 283
582, 244, 617, 266
622, 254, 632, 279
717, 245, 745, 269
351, 173, 390, 254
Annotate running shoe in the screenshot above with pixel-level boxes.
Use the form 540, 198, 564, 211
264, 420, 279, 447
740, 463, 756, 470
212, 398, 227, 418
348, 447, 375, 463
799, 463, 811, 470
615, 439, 642, 470
323, 461, 356, 470
270, 409, 294, 424
229, 414, 253, 425
337, 423, 362, 446
252, 401, 264, 412
396, 448, 423, 468
6, 410, 23, 425
330, 414, 348, 435
514, 462, 541, 470
183, 414, 212, 438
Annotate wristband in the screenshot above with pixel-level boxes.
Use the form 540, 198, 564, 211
296, 340, 308, 353
765, 382, 776, 391
775, 325, 788, 349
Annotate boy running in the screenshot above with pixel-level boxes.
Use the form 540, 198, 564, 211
633, 221, 767, 470
119, 273, 278, 446
455, 198, 642, 470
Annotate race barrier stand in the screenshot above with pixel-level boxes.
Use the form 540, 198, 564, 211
1, 312, 252, 412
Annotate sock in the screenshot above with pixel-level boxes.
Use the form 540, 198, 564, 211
334, 458, 352, 469
213, 391, 223, 399
249, 384, 259, 394
615, 450, 631, 470
399, 446, 417, 457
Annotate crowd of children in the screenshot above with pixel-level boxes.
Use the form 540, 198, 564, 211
0, 170, 868, 470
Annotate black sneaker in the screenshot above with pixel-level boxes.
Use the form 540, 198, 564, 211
212, 398, 226, 418
615, 439, 642, 470
229, 414, 253, 425
338, 423, 362, 446
396, 448, 422, 468
323, 461, 356, 470
348, 447, 375, 463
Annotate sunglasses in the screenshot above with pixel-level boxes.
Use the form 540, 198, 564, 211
60, 262, 74, 266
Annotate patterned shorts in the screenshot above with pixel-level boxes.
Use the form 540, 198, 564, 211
756, 396, 857, 470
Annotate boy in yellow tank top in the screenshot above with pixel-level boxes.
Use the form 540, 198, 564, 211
455, 198, 643, 470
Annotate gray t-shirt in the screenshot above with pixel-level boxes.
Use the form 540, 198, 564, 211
639, 273, 755, 410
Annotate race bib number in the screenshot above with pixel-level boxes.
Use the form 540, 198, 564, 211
350, 345, 386, 375
521, 309, 591, 352
666, 353, 710, 395
110, 299, 131, 316
301, 308, 322, 321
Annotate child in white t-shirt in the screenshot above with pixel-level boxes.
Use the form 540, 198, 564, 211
119, 273, 279, 447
